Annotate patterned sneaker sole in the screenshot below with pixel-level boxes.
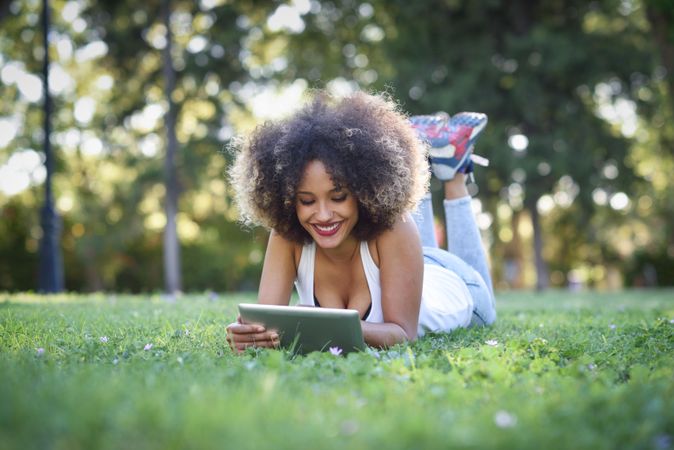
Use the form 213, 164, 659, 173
450, 112, 488, 143
410, 112, 488, 180
448, 112, 488, 175
409, 114, 451, 148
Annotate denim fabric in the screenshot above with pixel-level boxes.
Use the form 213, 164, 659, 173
412, 195, 496, 326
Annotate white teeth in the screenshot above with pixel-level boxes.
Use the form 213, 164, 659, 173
315, 223, 339, 232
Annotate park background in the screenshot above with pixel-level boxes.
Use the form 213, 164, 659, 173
1, 0, 673, 294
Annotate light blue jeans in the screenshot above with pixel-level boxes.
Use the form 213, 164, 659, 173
412, 194, 496, 327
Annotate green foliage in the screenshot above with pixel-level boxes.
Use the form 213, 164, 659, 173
0, 197, 39, 289
1, 290, 673, 449
0, 0, 270, 291
2, 0, 674, 291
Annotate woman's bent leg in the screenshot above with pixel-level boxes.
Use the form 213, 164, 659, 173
412, 193, 439, 248
444, 196, 493, 294
423, 247, 495, 326
442, 196, 496, 325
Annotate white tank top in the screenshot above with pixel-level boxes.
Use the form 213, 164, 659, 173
294, 242, 474, 337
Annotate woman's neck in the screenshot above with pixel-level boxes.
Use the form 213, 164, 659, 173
316, 235, 360, 264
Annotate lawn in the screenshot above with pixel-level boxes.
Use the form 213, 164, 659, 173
1, 290, 673, 450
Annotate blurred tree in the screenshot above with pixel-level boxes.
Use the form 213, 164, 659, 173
2, 0, 673, 291
0, 0, 68, 291
161, 0, 181, 293
644, 0, 674, 118
391, 0, 655, 290
0, 0, 11, 21
37, 0, 65, 293
0, 0, 270, 292
74, 0, 277, 292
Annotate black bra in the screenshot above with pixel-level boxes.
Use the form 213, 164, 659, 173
314, 295, 372, 321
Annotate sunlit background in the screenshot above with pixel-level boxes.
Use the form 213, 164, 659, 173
1, 0, 673, 292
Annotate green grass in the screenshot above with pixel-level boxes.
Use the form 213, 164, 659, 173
1, 290, 673, 450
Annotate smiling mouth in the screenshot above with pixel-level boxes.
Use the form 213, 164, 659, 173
311, 222, 342, 237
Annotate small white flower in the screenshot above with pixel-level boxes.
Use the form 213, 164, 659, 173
494, 410, 517, 428
669, 319, 674, 325
609, 324, 617, 330
485, 339, 499, 347
588, 363, 597, 371
100, 336, 109, 343
244, 361, 257, 370
36, 347, 45, 356
143, 343, 153, 351
329, 346, 343, 356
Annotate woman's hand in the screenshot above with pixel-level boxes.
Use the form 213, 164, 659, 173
226, 315, 280, 353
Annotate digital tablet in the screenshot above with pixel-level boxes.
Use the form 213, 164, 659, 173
238, 303, 366, 355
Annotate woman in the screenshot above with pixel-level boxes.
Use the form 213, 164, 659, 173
226, 91, 496, 352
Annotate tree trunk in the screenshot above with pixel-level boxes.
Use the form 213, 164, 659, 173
646, 3, 674, 120
503, 210, 524, 289
0, 0, 12, 23
38, 0, 64, 293
161, 0, 181, 294
529, 199, 549, 291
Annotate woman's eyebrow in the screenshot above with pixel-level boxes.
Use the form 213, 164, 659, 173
296, 187, 343, 195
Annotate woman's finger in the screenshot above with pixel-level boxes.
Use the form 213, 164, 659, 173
227, 326, 279, 344
229, 331, 278, 344
227, 327, 278, 342
226, 322, 265, 334
226, 321, 280, 353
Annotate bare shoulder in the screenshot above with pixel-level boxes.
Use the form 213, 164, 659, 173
267, 229, 303, 270
258, 230, 303, 305
369, 213, 421, 266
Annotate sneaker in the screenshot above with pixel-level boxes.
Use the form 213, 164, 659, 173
410, 112, 488, 181
408, 113, 450, 148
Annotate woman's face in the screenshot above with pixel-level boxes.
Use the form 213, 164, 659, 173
295, 160, 359, 250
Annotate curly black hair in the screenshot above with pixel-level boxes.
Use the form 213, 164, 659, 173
229, 90, 429, 244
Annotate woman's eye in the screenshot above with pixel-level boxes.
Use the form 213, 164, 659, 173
298, 199, 315, 206
332, 194, 347, 202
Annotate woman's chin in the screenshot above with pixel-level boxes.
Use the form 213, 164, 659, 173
310, 227, 353, 249
313, 234, 343, 249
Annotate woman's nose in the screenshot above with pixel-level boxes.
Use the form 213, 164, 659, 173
316, 202, 333, 221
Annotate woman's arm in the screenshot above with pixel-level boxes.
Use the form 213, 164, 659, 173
363, 214, 423, 347
257, 229, 298, 305
361, 321, 414, 348
226, 230, 298, 352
